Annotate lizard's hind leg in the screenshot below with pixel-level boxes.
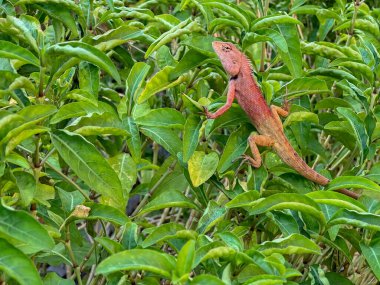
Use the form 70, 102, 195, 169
271, 105, 289, 128
244, 134, 275, 168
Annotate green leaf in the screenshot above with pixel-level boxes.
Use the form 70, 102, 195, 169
126, 62, 151, 102
109, 154, 137, 196
142, 223, 186, 248
306, 191, 366, 213
84, 202, 129, 225
13, 171, 36, 207
94, 237, 123, 254
326, 176, 380, 198
336, 107, 369, 163
46, 42, 120, 83
140, 126, 182, 156
257, 233, 321, 255
182, 115, 202, 162
0, 40, 39, 66
79, 62, 100, 98
123, 117, 142, 161
6, 15, 38, 53
252, 15, 301, 31
283, 111, 319, 127
51, 130, 124, 210
207, 105, 250, 134
0, 202, 54, 254
169, 49, 209, 80
139, 190, 198, 216
202, 0, 249, 30
145, 18, 200, 58
175, 240, 195, 280
43, 272, 75, 285
0, 238, 43, 285
329, 209, 380, 231
188, 151, 219, 187
65, 89, 98, 106
137, 66, 186, 104
96, 249, 176, 278
217, 126, 250, 173
277, 77, 330, 98
315, 98, 352, 110
249, 193, 326, 226
225, 191, 260, 208
50, 102, 109, 124
360, 239, 380, 280
190, 274, 225, 285
135, 108, 185, 128
196, 201, 227, 234
69, 112, 129, 136
276, 24, 302, 78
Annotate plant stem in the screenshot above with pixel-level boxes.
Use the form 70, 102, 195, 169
131, 160, 177, 217
45, 161, 90, 201
65, 225, 83, 285
346, 0, 359, 46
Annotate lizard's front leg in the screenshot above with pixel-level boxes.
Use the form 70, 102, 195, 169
205, 79, 236, 119
270, 105, 289, 128
244, 134, 275, 168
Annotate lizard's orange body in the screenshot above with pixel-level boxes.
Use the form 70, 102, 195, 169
207, 41, 358, 199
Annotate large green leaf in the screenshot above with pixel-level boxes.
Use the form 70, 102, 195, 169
336, 107, 369, 163
175, 240, 196, 281
252, 15, 301, 30
84, 202, 129, 225
360, 239, 380, 280
46, 42, 120, 83
0, 40, 39, 66
249, 193, 326, 226
306, 191, 366, 213
326, 176, 380, 198
126, 62, 151, 102
257, 233, 321, 255
276, 24, 302, 78
96, 249, 176, 278
277, 77, 330, 98
138, 190, 198, 216
140, 125, 182, 156
51, 130, 124, 210
217, 126, 250, 173
142, 223, 186, 248
329, 209, 380, 231
0, 238, 43, 285
182, 115, 202, 162
188, 151, 219, 187
137, 66, 186, 104
0, 203, 54, 254
135, 108, 185, 129
196, 201, 227, 234
108, 154, 137, 196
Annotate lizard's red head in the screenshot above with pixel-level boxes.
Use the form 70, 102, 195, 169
212, 41, 242, 77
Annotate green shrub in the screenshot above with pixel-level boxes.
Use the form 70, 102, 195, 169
0, 0, 380, 284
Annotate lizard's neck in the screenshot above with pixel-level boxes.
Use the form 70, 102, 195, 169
238, 53, 254, 78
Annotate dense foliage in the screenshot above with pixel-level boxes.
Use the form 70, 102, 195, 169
1, 0, 380, 284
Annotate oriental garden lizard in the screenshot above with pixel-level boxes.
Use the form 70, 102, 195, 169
205, 41, 359, 199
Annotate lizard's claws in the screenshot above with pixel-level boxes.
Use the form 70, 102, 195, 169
282, 98, 291, 112
203, 106, 215, 119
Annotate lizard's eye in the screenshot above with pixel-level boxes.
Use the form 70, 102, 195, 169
232, 60, 237, 64
222, 45, 232, 52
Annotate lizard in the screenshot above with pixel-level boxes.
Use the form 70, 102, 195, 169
205, 41, 359, 200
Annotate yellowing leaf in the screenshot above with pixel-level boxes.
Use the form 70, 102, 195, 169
188, 151, 219, 187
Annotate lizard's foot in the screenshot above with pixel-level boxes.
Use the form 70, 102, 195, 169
241, 154, 261, 168
203, 106, 216, 119
282, 98, 291, 113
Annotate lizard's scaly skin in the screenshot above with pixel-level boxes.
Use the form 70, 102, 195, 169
209, 41, 358, 199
